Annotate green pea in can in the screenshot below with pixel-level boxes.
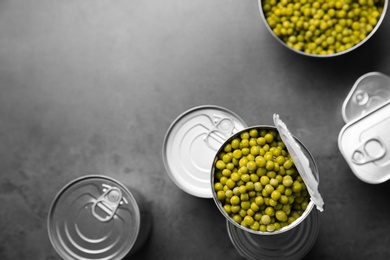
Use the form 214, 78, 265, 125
211, 115, 324, 259
48, 175, 152, 260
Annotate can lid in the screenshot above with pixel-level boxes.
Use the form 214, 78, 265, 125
342, 72, 390, 123
338, 100, 390, 184
162, 105, 247, 198
48, 175, 140, 260
274, 114, 324, 212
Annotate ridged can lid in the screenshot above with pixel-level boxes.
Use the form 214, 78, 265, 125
162, 105, 247, 198
342, 72, 390, 123
47, 175, 140, 260
339, 100, 390, 184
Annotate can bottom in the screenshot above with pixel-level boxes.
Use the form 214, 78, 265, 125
227, 209, 319, 260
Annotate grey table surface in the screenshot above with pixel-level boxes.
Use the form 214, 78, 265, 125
1, 0, 390, 259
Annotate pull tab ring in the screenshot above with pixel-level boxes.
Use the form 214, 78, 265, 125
352, 137, 386, 165
92, 186, 123, 222
204, 117, 234, 150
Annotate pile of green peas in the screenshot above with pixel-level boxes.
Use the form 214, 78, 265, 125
213, 128, 310, 232
262, 0, 385, 55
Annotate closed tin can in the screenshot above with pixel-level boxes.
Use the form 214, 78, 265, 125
339, 100, 390, 184
48, 175, 152, 260
342, 72, 390, 123
162, 105, 247, 198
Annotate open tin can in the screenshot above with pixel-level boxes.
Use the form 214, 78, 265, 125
47, 175, 152, 260
339, 72, 390, 184
211, 116, 324, 234
209, 115, 324, 259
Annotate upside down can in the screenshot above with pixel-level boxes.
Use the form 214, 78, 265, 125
47, 175, 152, 260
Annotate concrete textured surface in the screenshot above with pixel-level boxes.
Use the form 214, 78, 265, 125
1, 0, 390, 259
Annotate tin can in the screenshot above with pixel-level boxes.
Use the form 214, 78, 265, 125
258, 0, 388, 58
211, 115, 324, 259
47, 175, 152, 260
162, 105, 247, 198
227, 209, 319, 260
339, 100, 390, 184
342, 72, 390, 123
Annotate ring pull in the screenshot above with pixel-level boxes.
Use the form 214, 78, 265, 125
204, 117, 234, 150
351, 137, 386, 165
92, 186, 123, 222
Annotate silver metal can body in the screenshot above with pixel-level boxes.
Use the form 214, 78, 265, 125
47, 175, 151, 260
227, 209, 319, 260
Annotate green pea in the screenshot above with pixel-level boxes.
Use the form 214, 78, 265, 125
232, 149, 242, 159
266, 161, 275, 170
264, 133, 274, 143
265, 206, 275, 216
230, 195, 240, 205
233, 215, 242, 223
255, 196, 265, 206
231, 205, 240, 213
271, 190, 281, 201
241, 132, 250, 140
292, 181, 302, 193
216, 160, 226, 170
254, 182, 263, 192
261, 215, 271, 225
250, 221, 260, 231
214, 182, 223, 191
226, 179, 236, 189
223, 204, 231, 214
247, 161, 257, 171
275, 210, 288, 222
244, 215, 254, 226
241, 201, 251, 210
260, 175, 270, 186
231, 172, 240, 182
255, 156, 267, 168
231, 139, 240, 149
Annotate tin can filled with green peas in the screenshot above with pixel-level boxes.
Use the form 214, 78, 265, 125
258, 0, 388, 57
211, 115, 324, 260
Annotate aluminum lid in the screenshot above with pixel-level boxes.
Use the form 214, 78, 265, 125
339, 100, 390, 184
274, 114, 324, 212
162, 105, 247, 198
342, 72, 390, 123
48, 175, 140, 260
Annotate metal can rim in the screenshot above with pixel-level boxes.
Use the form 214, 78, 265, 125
211, 125, 319, 235
258, 0, 388, 58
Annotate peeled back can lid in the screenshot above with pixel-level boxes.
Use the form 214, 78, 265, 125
162, 105, 247, 198
274, 114, 324, 212
339, 100, 390, 184
342, 72, 390, 123
47, 175, 140, 260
